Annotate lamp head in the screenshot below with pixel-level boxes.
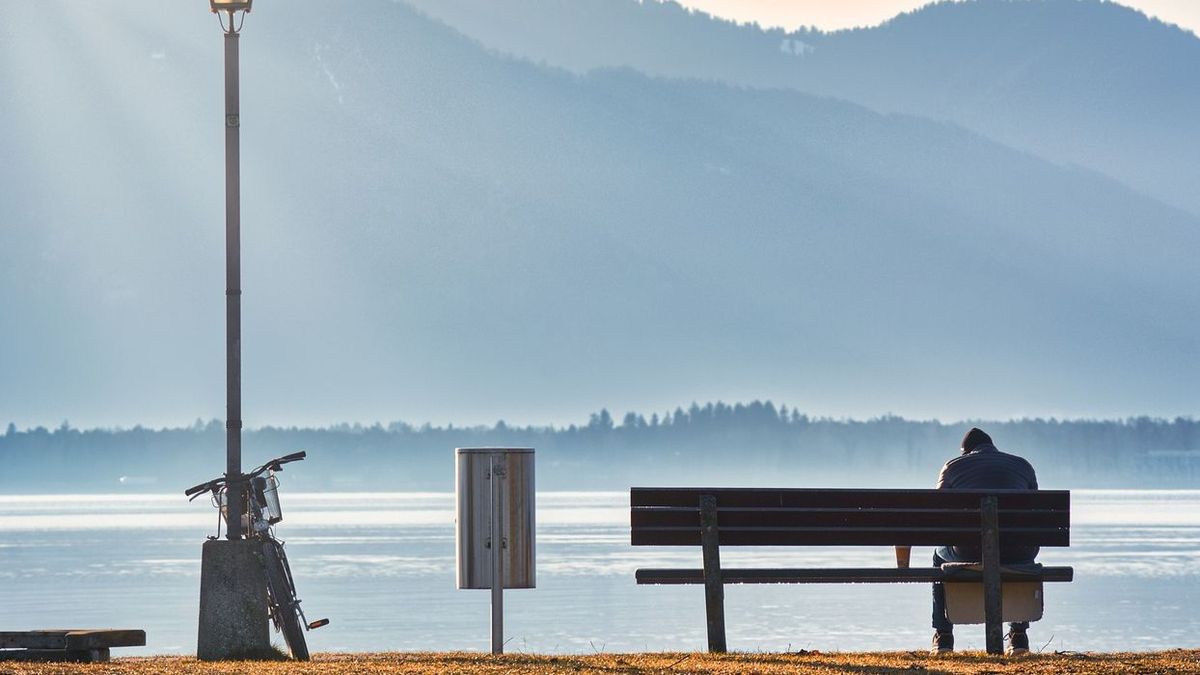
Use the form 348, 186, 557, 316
210, 0, 252, 14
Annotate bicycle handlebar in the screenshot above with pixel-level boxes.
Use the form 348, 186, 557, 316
248, 450, 307, 478
184, 450, 306, 498
274, 449, 304, 466
185, 477, 224, 499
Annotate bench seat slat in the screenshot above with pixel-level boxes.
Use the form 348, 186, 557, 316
636, 566, 1075, 585
635, 506, 1069, 514
632, 507, 1069, 529
632, 488, 1070, 510
632, 526, 1068, 547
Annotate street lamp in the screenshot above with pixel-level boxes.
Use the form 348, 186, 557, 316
211, 0, 252, 15
195, 2, 268, 659
213, 0, 251, 540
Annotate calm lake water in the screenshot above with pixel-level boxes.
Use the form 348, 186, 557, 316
0, 490, 1197, 655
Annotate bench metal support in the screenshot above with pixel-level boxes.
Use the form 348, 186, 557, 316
699, 495, 727, 653
981, 495, 1003, 655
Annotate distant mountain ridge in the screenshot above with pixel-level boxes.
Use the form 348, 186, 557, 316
0, 0, 1197, 429
401, 0, 1200, 215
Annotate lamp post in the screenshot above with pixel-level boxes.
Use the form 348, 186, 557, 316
196, 4, 271, 658
211, 0, 251, 540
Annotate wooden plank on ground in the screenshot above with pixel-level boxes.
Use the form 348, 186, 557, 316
64, 630, 146, 649
0, 632, 68, 650
0, 648, 110, 663
0, 629, 145, 650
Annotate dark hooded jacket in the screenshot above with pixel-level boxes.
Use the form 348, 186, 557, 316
936, 438, 1039, 562
936, 443, 1037, 492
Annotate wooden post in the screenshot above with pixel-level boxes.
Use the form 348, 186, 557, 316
699, 495, 727, 653
980, 495, 1003, 655
490, 454, 505, 655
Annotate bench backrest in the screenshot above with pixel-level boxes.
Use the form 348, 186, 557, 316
630, 487, 1070, 548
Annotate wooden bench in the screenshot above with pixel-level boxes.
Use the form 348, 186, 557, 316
0, 629, 146, 662
631, 487, 1072, 654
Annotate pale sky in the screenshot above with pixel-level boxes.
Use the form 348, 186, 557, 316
672, 0, 1200, 33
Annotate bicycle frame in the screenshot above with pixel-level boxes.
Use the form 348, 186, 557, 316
186, 451, 327, 660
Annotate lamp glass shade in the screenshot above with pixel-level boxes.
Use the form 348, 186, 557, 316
210, 0, 252, 12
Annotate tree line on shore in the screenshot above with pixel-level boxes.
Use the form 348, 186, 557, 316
3, 401, 1198, 493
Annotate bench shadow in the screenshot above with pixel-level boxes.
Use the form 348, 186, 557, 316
727, 653, 959, 674
415, 653, 666, 673
417, 652, 982, 674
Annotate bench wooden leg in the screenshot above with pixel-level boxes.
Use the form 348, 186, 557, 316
700, 495, 727, 653
980, 495, 1004, 655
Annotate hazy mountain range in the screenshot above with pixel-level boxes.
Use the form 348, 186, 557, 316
405, 0, 1200, 215
1, 0, 1197, 431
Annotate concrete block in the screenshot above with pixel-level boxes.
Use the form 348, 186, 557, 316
197, 539, 270, 660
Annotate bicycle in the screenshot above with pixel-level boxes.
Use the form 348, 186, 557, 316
186, 450, 328, 660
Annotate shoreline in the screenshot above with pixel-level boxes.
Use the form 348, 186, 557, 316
3, 651, 1200, 674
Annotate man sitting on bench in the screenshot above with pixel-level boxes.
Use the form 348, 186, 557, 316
932, 427, 1039, 655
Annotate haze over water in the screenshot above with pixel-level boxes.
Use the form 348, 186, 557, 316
1, 490, 1196, 655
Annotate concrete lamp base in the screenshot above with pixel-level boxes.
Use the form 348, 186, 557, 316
197, 539, 270, 660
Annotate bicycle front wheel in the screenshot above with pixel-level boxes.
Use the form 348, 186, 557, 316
262, 540, 310, 661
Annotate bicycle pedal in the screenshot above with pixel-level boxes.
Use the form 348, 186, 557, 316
308, 619, 330, 630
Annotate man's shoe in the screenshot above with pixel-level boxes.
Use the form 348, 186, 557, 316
1006, 629, 1030, 656
931, 631, 954, 654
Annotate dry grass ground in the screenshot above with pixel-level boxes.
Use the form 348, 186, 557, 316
2, 651, 1200, 675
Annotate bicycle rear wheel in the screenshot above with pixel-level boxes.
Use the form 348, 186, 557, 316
262, 540, 310, 660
